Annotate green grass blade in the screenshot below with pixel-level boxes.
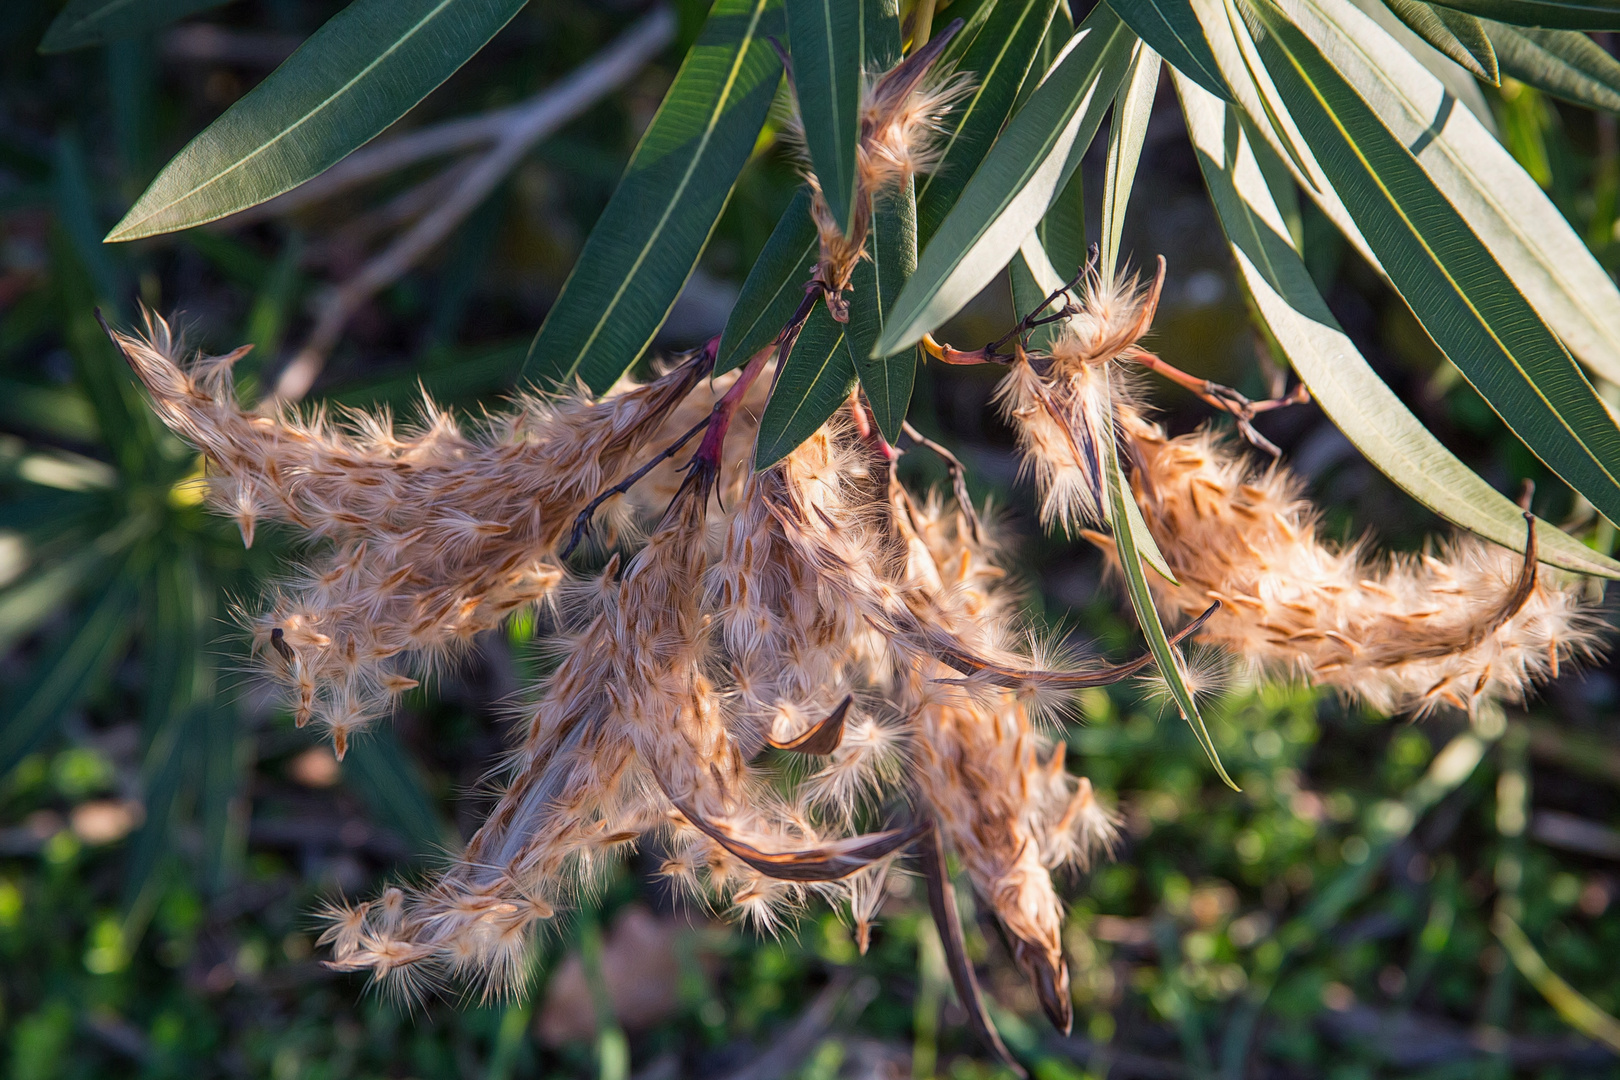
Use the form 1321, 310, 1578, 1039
1486, 22, 1620, 111
1245, 0, 1620, 527
0, 574, 138, 777
785, 0, 864, 235
1104, 404, 1236, 790
915, 0, 1064, 244
40, 0, 236, 53
1099, 43, 1162, 279
525, 0, 785, 394
198, 699, 251, 893
717, 187, 818, 375
343, 726, 452, 858
1495, 914, 1620, 1053
877, 4, 1137, 356
847, 180, 918, 442
106, 0, 526, 240
753, 305, 855, 467
1111, 0, 1234, 99
1178, 71, 1620, 577
1270, 0, 1620, 387
1381, 0, 1499, 82
1425, 0, 1620, 30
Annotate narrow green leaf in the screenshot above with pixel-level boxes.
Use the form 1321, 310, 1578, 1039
1244, 0, 1620, 526
107, 0, 527, 240
1104, 402, 1237, 789
1486, 22, 1620, 111
754, 306, 856, 467
1252, 0, 1620, 387
865, 0, 903, 70
1177, 72, 1620, 577
40, 0, 236, 54
0, 576, 138, 777
0, 380, 100, 444
525, 0, 785, 394
345, 727, 452, 857
1110, 0, 1234, 100
848, 181, 919, 441
1100, 43, 1163, 278
1426, 0, 1620, 30
786, 0, 865, 234
0, 519, 141, 656
934, 0, 1001, 66
1381, 0, 1500, 82
717, 188, 818, 375
878, 5, 1138, 356
1037, 167, 1088, 280
916, 0, 1064, 243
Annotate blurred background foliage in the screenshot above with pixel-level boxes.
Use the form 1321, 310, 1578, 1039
3, 1, 1620, 1077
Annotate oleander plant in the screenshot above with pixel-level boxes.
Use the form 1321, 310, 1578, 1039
9, 0, 1620, 1075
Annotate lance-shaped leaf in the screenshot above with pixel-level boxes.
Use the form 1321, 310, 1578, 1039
754, 305, 855, 468
1111, 0, 1234, 99
786, 0, 865, 234
878, 5, 1138, 356
526, 0, 784, 393
1425, 0, 1620, 29
1243, 0, 1620, 526
40, 0, 237, 54
1177, 71, 1620, 577
1381, 0, 1499, 82
1496, 914, 1620, 1054
1486, 22, 1620, 111
1099, 42, 1162, 278
717, 188, 819, 375
1104, 402, 1237, 789
1199, 0, 1620, 387
847, 181, 918, 442
916, 0, 1064, 243
107, 0, 527, 240
867, 0, 903, 67
0, 574, 138, 777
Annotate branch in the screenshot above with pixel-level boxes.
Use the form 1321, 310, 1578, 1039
267, 7, 677, 402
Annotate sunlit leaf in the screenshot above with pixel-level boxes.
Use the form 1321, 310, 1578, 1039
1486, 22, 1620, 111
1381, 0, 1499, 82
786, 0, 865, 234
1426, 0, 1620, 30
1111, 0, 1234, 99
525, 0, 785, 394
754, 305, 854, 467
878, 4, 1137, 356
916, 0, 1065, 243
1178, 72, 1620, 577
1099, 43, 1162, 277
107, 0, 528, 240
1243, 0, 1620, 525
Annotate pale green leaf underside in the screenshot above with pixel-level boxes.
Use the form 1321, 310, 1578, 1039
1380, 0, 1500, 82
1486, 21, 1620, 111
1177, 72, 1620, 578
1100, 42, 1163, 278
107, 0, 526, 240
877, 4, 1138, 357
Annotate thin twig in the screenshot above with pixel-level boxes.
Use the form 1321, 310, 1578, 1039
900, 420, 983, 543
267, 7, 677, 402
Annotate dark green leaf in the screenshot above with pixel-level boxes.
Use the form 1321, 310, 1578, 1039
0, 575, 138, 777
525, 0, 785, 394
879, 4, 1138, 355
107, 0, 527, 240
917, 0, 1064, 243
865, 0, 903, 68
344, 726, 451, 858
754, 306, 855, 467
1425, 0, 1620, 30
786, 0, 864, 234
1178, 72, 1620, 577
40, 0, 236, 54
1245, 0, 1620, 526
1036, 166, 1087, 279
717, 187, 818, 375
1110, 0, 1233, 100
847, 180, 919, 441
933, 0, 1001, 66
1486, 22, 1620, 110
1382, 0, 1500, 81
